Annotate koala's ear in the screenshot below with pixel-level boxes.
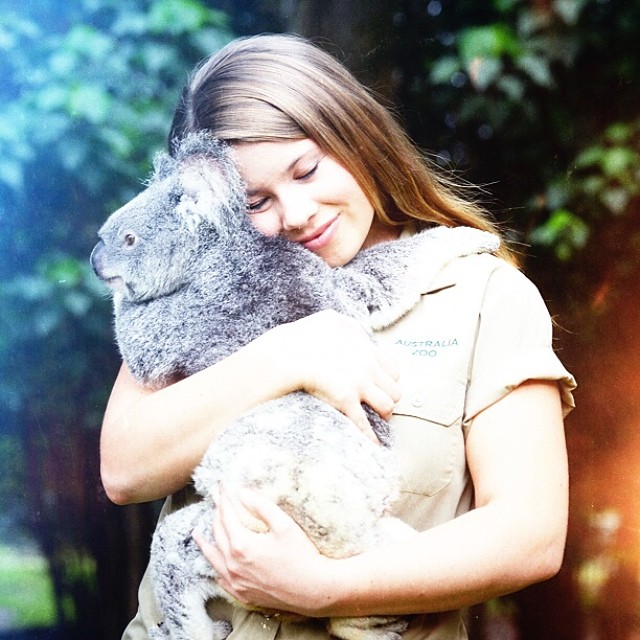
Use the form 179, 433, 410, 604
176, 159, 243, 235
152, 151, 177, 182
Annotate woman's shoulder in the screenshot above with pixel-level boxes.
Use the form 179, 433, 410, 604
447, 250, 543, 303
432, 251, 555, 343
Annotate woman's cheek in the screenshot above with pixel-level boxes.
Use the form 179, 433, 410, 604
248, 212, 280, 237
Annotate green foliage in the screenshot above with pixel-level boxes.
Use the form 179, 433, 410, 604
405, 0, 640, 276
0, 0, 232, 201
0, 0, 234, 417
528, 209, 590, 262
527, 118, 640, 260
573, 122, 640, 209
0, 545, 57, 628
0, 0, 234, 633
53, 547, 99, 625
0, 254, 112, 427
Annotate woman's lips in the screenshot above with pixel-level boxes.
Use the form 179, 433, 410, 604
299, 216, 339, 252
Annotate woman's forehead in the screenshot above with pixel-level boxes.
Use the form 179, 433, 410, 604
231, 138, 320, 187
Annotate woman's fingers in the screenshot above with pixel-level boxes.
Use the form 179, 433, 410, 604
341, 401, 377, 442
194, 487, 329, 612
276, 310, 402, 433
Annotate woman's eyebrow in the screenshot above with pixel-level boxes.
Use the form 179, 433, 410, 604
286, 150, 313, 172
245, 151, 315, 196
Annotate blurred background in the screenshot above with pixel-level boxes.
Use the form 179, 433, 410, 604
1, 0, 639, 638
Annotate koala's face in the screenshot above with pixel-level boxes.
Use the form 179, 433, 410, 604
91, 136, 247, 304
91, 174, 201, 303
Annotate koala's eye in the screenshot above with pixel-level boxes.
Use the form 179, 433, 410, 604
124, 233, 138, 247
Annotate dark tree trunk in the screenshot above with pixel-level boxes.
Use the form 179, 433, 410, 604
283, 0, 397, 94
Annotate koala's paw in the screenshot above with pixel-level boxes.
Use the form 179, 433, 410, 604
212, 619, 233, 640
328, 615, 408, 640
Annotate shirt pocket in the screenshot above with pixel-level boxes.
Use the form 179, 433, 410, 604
390, 372, 467, 497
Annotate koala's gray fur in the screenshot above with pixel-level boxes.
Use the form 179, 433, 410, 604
91, 131, 499, 640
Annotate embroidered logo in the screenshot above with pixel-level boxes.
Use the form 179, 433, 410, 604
394, 337, 459, 358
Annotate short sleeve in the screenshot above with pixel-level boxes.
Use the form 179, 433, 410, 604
464, 262, 576, 426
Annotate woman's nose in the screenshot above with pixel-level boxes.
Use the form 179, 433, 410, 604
279, 191, 318, 231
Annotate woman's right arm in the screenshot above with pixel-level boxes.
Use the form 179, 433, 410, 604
100, 310, 400, 505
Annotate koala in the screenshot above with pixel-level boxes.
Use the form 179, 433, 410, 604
91, 131, 499, 640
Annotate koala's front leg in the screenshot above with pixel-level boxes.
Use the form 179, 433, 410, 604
150, 502, 231, 640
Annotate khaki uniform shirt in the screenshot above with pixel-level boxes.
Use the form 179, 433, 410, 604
122, 253, 576, 640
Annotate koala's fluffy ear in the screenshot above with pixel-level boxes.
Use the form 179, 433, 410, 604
176, 158, 241, 235
166, 131, 247, 234
176, 159, 225, 231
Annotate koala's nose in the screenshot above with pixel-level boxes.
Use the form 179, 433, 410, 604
90, 239, 105, 277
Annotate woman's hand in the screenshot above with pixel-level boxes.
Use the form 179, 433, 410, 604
267, 310, 401, 440
194, 488, 336, 616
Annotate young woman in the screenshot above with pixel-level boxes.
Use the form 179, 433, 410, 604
101, 34, 576, 640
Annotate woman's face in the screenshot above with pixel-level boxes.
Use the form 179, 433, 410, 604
232, 139, 398, 267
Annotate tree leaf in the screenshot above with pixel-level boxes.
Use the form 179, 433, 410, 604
429, 56, 461, 84
458, 24, 520, 65
468, 56, 503, 90
600, 187, 630, 215
516, 54, 553, 87
529, 208, 590, 259
553, 0, 589, 26
600, 147, 638, 178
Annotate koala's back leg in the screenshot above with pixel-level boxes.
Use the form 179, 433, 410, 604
150, 502, 230, 640
328, 615, 408, 640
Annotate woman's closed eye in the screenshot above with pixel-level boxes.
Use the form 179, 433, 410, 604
246, 155, 324, 214
247, 197, 269, 213
295, 157, 324, 181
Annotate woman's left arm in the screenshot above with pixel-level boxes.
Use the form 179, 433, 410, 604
196, 378, 568, 617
